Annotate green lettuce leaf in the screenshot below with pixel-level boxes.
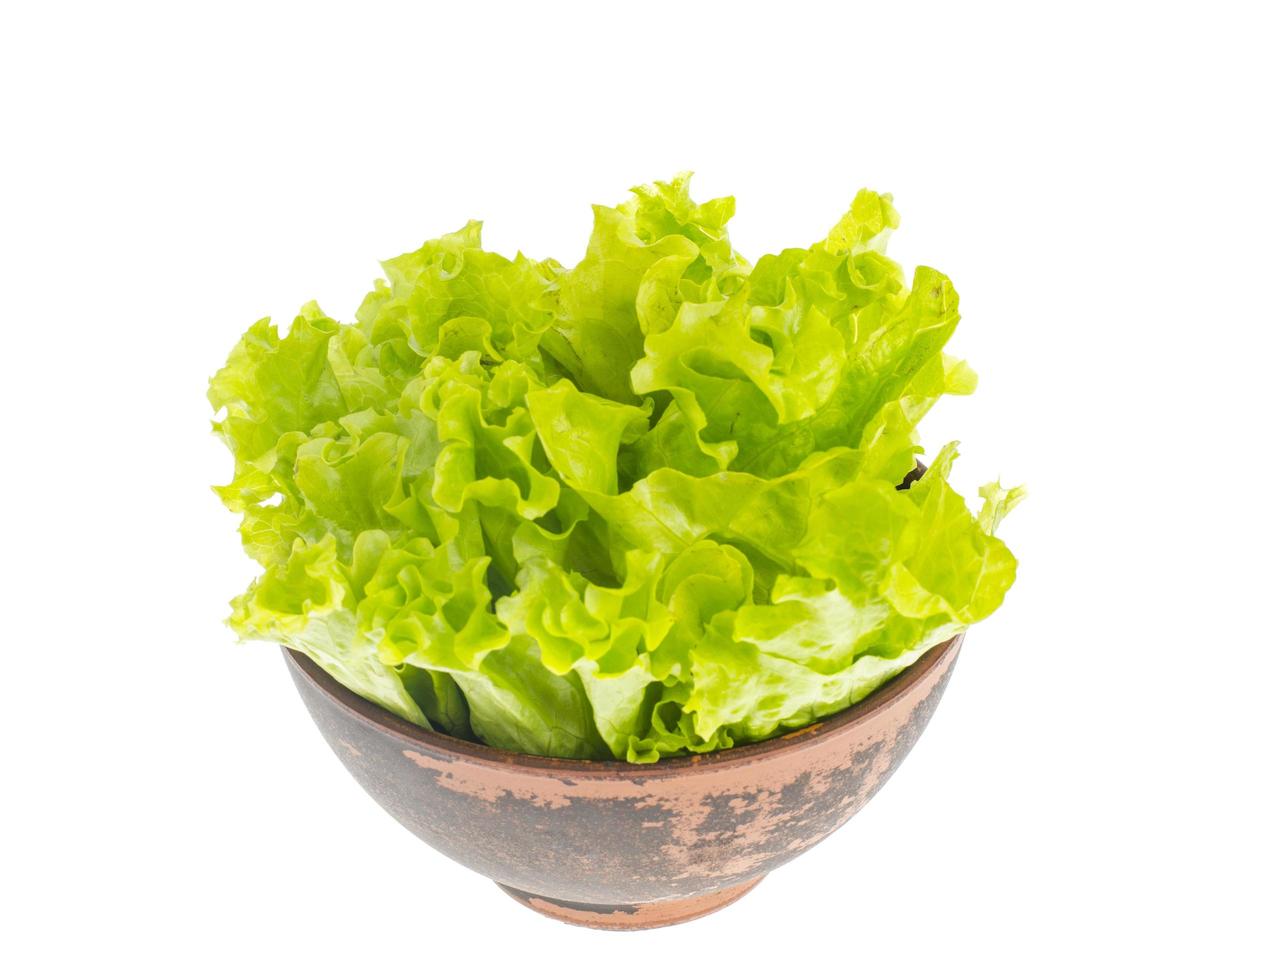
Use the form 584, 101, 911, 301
211, 176, 1020, 761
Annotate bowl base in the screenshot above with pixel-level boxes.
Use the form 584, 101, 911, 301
496, 876, 764, 930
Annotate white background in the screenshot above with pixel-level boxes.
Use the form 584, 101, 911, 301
3, 2, 1263, 977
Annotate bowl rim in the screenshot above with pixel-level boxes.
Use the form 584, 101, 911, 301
285, 631, 962, 778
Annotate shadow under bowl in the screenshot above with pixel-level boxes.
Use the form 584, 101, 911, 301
284, 632, 962, 930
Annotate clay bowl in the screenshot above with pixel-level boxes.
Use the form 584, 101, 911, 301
283, 631, 962, 930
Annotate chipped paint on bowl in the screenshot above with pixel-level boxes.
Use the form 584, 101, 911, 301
284, 632, 961, 929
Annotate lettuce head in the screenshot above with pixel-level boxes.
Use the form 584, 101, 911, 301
209, 175, 1021, 762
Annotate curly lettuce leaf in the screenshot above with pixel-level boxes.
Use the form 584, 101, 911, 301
211, 176, 1020, 761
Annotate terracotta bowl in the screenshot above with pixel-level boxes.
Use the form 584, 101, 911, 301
284, 632, 961, 929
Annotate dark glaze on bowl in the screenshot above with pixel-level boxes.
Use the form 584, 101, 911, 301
283, 631, 962, 929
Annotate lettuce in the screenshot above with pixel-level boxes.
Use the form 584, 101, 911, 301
210, 175, 1021, 762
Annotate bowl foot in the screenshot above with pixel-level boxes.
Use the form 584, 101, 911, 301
496, 876, 764, 930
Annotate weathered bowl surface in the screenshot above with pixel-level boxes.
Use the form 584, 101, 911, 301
285, 632, 961, 929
